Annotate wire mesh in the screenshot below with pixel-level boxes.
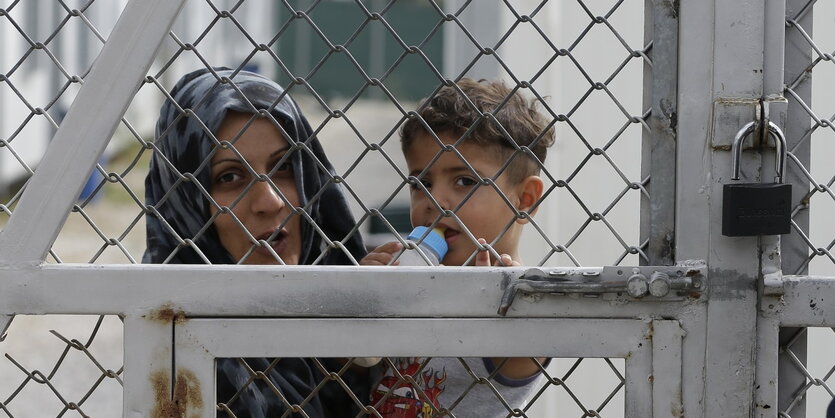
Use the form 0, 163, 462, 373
214, 357, 625, 418
785, 0, 835, 276
0, 315, 123, 417
0, 2, 128, 416
779, 327, 835, 418
0, 0, 651, 416
780, 1, 835, 416
0, 0, 650, 268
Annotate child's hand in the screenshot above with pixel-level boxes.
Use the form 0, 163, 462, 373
359, 241, 403, 266
474, 238, 520, 267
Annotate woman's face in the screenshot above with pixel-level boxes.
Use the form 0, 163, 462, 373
209, 112, 302, 265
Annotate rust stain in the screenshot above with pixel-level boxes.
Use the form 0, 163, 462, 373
685, 268, 701, 277
151, 370, 170, 417
671, 401, 684, 417
151, 369, 204, 418
175, 369, 204, 418
147, 303, 187, 324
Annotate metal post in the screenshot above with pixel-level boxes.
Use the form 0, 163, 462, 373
645, 0, 678, 266
779, 0, 815, 414
755, 0, 790, 415
123, 314, 175, 418
677, 0, 768, 415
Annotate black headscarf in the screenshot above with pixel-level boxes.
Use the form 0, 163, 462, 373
144, 67, 365, 266
143, 68, 369, 417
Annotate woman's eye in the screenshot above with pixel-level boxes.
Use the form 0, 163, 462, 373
455, 176, 478, 187
270, 161, 293, 179
216, 171, 242, 184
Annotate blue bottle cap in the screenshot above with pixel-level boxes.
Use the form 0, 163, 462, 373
407, 226, 449, 261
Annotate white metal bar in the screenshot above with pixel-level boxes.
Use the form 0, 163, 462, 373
674, 0, 712, 261
676, 313, 707, 416
177, 318, 649, 358
755, 230, 785, 414
779, 0, 816, 414
754, 301, 781, 417
0, 0, 186, 265
645, 0, 678, 265
0, 264, 707, 318
673, 0, 715, 413
685, 0, 767, 415
652, 320, 684, 417
176, 318, 653, 417
780, 276, 835, 327
763, 0, 787, 95
174, 326, 215, 418
123, 315, 174, 418
624, 329, 653, 418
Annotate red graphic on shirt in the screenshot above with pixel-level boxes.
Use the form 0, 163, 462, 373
371, 358, 447, 418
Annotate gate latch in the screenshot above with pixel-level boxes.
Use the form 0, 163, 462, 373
497, 260, 706, 315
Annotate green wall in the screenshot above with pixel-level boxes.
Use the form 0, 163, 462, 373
272, 1, 445, 103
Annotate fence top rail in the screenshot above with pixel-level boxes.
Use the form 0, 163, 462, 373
0, 263, 706, 319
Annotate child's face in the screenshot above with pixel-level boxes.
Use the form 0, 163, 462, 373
405, 131, 524, 266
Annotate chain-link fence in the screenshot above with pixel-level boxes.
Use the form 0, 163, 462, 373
2, 0, 833, 417
1, 1, 650, 416
780, 0, 835, 415
1, 1, 129, 416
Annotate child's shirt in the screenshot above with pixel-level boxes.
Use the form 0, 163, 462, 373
370, 357, 544, 417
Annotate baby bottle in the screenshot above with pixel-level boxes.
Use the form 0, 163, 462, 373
396, 225, 449, 266
353, 226, 449, 367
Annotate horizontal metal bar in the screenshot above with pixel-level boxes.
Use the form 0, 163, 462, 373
177, 318, 650, 358
176, 318, 654, 417
779, 275, 835, 327
0, 264, 706, 318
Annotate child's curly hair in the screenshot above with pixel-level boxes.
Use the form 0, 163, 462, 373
401, 78, 555, 182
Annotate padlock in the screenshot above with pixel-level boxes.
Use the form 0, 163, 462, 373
722, 121, 792, 237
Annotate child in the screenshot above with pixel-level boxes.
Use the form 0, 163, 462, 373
361, 78, 555, 416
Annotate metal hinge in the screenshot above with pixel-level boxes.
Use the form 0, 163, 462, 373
498, 260, 707, 315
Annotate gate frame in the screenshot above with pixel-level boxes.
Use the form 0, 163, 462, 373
17, 0, 835, 416
174, 318, 685, 417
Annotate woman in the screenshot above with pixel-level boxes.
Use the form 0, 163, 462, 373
144, 67, 368, 417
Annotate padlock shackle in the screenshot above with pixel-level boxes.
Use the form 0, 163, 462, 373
731, 121, 787, 182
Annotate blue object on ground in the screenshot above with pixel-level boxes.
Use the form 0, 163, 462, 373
78, 157, 106, 203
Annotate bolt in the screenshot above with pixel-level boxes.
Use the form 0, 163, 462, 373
627, 273, 648, 297
649, 271, 671, 297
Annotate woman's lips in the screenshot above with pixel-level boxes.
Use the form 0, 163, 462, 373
255, 230, 288, 259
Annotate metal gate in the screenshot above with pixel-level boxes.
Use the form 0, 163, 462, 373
0, 0, 833, 417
